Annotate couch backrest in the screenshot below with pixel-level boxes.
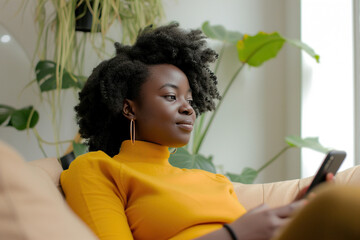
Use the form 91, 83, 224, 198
233, 165, 360, 210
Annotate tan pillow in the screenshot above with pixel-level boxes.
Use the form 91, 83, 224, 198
0, 141, 98, 240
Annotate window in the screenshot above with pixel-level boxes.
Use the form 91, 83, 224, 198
301, 0, 355, 177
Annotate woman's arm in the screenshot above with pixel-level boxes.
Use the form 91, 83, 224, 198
61, 158, 133, 240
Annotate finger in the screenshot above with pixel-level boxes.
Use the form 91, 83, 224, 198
294, 185, 310, 201
276, 216, 291, 227
326, 172, 335, 182
274, 199, 307, 218
301, 185, 310, 194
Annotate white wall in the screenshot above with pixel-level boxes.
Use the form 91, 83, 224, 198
355, 0, 360, 166
0, 0, 301, 183
284, 0, 302, 180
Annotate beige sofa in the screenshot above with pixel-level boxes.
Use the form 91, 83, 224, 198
1, 141, 360, 240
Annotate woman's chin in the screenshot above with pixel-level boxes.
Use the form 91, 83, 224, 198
168, 139, 190, 148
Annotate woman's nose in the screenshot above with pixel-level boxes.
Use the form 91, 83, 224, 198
179, 100, 194, 115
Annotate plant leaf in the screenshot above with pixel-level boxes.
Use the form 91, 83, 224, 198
169, 147, 216, 173
35, 60, 58, 91
73, 142, 88, 157
76, 75, 88, 89
0, 104, 15, 125
237, 32, 286, 67
7, 106, 39, 130
202, 21, 243, 44
227, 167, 258, 184
285, 38, 320, 63
285, 135, 329, 153
35, 60, 81, 92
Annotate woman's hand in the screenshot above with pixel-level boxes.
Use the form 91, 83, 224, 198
228, 200, 306, 240
294, 172, 335, 201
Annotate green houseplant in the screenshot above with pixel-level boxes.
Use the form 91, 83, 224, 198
169, 22, 328, 183
0, 0, 164, 158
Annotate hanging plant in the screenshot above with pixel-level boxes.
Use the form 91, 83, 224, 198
0, 0, 165, 159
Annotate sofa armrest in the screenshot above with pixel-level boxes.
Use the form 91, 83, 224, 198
233, 165, 360, 210
0, 141, 98, 240
29, 157, 65, 198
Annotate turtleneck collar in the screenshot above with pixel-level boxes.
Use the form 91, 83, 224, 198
114, 140, 171, 165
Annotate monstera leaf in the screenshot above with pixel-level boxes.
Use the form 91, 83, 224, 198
227, 168, 258, 184
286, 136, 329, 153
73, 141, 88, 157
285, 38, 320, 63
237, 32, 320, 67
202, 21, 243, 44
35, 60, 87, 92
0, 104, 39, 130
237, 32, 285, 66
169, 147, 216, 173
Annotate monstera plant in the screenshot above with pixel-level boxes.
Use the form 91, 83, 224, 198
169, 22, 327, 183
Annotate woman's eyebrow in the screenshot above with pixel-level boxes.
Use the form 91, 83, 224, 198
159, 83, 192, 93
159, 83, 178, 90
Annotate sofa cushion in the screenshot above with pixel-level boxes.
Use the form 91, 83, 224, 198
0, 141, 98, 240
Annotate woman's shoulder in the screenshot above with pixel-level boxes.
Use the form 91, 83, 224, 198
61, 150, 122, 185
66, 150, 117, 172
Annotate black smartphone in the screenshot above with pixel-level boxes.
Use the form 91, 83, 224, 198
306, 150, 346, 195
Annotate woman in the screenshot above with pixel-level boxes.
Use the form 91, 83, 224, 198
61, 23, 360, 240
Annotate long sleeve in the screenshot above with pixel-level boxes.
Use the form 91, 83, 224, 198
61, 154, 133, 240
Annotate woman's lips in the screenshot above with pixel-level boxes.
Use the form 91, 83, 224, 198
176, 122, 193, 132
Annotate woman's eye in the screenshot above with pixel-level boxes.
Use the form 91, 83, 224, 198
165, 95, 176, 101
187, 99, 193, 105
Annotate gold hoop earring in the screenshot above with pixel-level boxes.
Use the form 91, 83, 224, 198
170, 148, 177, 154
130, 119, 135, 145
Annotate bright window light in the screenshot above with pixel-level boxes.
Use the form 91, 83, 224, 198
301, 0, 354, 177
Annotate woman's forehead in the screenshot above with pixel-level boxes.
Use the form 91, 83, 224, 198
145, 64, 190, 89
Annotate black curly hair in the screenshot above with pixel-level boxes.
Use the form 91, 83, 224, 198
75, 23, 221, 156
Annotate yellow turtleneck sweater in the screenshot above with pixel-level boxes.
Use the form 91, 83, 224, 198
60, 140, 246, 240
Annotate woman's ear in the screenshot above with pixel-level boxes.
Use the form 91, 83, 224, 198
122, 99, 136, 120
